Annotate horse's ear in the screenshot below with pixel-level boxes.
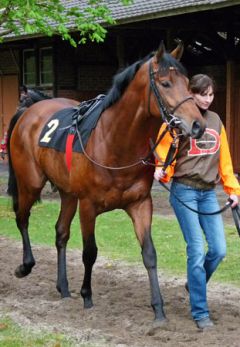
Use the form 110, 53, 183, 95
170, 42, 184, 61
155, 41, 166, 62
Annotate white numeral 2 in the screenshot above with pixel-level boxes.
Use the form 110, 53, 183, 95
40, 119, 59, 143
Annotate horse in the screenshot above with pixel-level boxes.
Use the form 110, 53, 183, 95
7, 87, 52, 139
1, 87, 50, 161
7, 42, 206, 325
19, 85, 52, 108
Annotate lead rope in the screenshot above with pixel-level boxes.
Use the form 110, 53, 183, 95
159, 179, 240, 234
158, 180, 232, 215
232, 205, 240, 236
152, 138, 235, 216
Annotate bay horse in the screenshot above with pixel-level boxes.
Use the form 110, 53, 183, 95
1, 87, 50, 161
7, 86, 51, 140
7, 43, 206, 324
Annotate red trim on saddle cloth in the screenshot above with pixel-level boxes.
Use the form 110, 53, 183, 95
65, 133, 75, 171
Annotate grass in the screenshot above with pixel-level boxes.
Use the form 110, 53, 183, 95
1, 195, 240, 284
1, 195, 240, 345
0, 316, 78, 347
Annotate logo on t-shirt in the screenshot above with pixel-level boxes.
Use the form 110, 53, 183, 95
188, 128, 220, 156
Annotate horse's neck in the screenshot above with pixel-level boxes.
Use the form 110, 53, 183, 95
99, 96, 161, 158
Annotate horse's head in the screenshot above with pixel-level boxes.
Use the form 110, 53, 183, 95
19, 85, 34, 108
149, 42, 206, 139
18, 86, 51, 109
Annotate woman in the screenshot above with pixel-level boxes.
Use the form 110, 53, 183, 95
154, 74, 240, 330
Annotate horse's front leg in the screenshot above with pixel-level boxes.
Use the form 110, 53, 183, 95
55, 192, 78, 297
126, 197, 166, 323
79, 199, 98, 309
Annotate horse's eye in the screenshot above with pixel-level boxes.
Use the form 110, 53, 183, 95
160, 80, 171, 88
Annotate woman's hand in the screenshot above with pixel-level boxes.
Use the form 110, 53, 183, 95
229, 194, 239, 208
154, 168, 166, 181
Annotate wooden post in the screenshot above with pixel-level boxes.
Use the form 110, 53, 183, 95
226, 60, 235, 155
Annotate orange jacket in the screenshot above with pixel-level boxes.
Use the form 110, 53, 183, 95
155, 122, 240, 195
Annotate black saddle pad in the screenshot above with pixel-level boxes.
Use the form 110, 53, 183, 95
38, 95, 105, 152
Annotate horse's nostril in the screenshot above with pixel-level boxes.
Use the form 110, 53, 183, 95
192, 121, 204, 139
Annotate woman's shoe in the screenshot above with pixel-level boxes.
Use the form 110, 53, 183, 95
196, 317, 214, 330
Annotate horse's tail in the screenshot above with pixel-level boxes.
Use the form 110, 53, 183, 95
7, 108, 26, 212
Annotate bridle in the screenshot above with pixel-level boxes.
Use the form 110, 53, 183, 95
148, 61, 193, 128
76, 60, 193, 170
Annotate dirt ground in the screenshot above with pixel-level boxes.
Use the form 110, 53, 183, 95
1, 161, 240, 346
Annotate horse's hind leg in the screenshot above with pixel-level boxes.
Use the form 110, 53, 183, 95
15, 186, 43, 278
55, 192, 78, 298
79, 199, 98, 308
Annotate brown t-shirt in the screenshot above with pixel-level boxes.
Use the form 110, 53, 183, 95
173, 110, 222, 185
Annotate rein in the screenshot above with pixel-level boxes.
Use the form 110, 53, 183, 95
76, 126, 144, 170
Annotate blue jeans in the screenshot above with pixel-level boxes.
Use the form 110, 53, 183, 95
170, 181, 226, 321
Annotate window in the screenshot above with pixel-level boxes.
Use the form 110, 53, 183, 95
22, 47, 53, 86
23, 49, 36, 86
40, 47, 53, 85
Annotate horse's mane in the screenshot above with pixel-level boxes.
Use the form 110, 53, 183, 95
102, 53, 153, 111
102, 52, 187, 111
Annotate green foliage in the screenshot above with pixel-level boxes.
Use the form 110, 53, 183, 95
0, 0, 133, 45
1, 196, 240, 286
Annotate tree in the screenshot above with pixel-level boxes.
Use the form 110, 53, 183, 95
0, 0, 132, 46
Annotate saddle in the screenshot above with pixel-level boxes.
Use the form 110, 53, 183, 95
73, 94, 105, 125
39, 94, 105, 152
38, 94, 106, 170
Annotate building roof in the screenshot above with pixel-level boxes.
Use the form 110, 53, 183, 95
65, 0, 240, 25
2, 0, 240, 42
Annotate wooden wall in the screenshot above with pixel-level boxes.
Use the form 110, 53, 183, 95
0, 34, 239, 173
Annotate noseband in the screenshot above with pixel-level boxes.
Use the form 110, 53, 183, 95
148, 62, 193, 128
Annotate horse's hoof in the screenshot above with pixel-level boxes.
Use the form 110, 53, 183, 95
154, 318, 168, 327
84, 298, 93, 309
146, 318, 169, 336
56, 284, 71, 298
61, 292, 71, 299
15, 265, 32, 278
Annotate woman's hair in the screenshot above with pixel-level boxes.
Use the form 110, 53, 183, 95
189, 74, 216, 95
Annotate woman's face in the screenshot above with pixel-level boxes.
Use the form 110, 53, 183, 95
191, 86, 214, 110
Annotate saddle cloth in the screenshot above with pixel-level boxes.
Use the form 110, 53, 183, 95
38, 94, 105, 153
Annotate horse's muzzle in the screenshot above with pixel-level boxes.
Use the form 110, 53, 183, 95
173, 117, 206, 139
191, 120, 206, 139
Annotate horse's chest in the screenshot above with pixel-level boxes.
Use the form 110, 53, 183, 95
95, 182, 149, 211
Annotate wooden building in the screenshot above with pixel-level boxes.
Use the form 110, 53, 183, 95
0, 0, 240, 172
